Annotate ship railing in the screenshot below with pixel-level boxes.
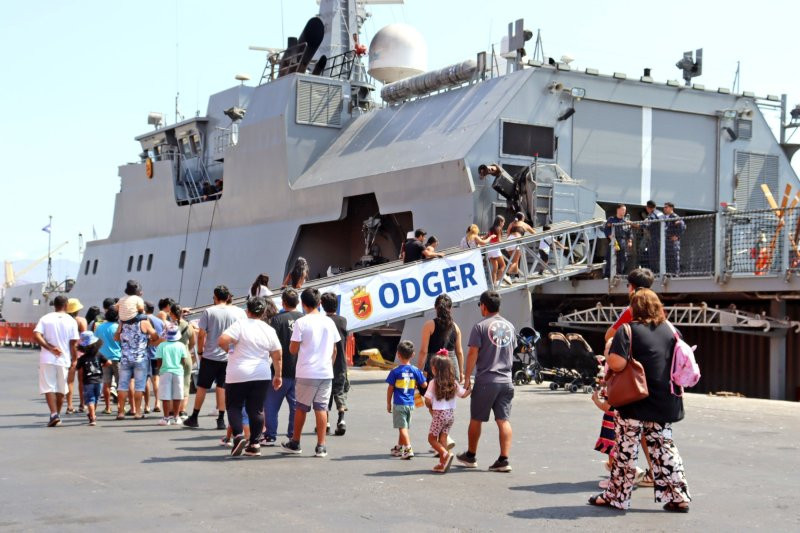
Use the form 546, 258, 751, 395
184, 218, 606, 320
607, 206, 800, 285
214, 124, 238, 155
258, 43, 309, 85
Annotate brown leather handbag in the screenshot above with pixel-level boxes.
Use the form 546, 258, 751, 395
605, 323, 649, 407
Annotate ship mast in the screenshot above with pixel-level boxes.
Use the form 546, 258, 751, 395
46, 215, 53, 290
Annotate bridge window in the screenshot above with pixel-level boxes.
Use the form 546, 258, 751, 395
501, 121, 554, 159
147, 254, 153, 271
136, 255, 143, 272
127, 256, 133, 272
92, 260, 98, 275
84, 261, 90, 275
203, 248, 210, 267
178, 250, 185, 269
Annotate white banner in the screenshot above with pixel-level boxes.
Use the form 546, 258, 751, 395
316, 250, 488, 330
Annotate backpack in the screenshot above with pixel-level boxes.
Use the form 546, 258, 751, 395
665, 322, 700, 396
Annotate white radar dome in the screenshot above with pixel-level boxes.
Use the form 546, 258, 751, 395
368, 23, 428, 84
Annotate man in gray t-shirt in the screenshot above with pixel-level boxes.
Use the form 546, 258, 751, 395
183, 285, 247, 429
457, 290, 516, 473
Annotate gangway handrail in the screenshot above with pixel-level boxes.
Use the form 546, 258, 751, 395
185, 218, 606, 321
551, 302, 800, 336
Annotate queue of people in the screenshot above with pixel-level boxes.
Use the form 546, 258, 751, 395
32, 261, 691, 513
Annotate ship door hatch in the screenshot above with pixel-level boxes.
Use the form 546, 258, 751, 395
286, 193, 412, 280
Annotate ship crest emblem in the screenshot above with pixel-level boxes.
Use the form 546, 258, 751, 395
351, 286, 372, 320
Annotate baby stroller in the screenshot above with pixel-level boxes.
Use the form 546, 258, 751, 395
512, 327, 542, 386
538, 332, 599, 393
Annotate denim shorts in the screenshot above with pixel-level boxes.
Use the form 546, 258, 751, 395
118, 359, 149, 392
83, 383, 102, 405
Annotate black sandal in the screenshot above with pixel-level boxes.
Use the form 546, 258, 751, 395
588, 494, 612, 507
663, 502, 689, 513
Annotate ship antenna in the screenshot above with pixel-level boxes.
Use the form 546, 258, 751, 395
532, 29, 545, 63
732, 61, 741, 93
46, 215, 53, 289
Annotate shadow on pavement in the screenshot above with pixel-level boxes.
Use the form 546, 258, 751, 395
142, 455, 228, 463
332, 454, 393, 462
509, 505, 634, 520
509, 481, 600, 494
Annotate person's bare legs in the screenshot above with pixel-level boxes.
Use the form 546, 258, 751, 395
215, 387, 226, 413
192, 387, 208, 411
151, 375, 159, 410
55, 392, 64, 414
87, 402, 96, 422
103, 383, 110, 412
133, 391, 144, 416
143, 378, 151, 411
45, 392, 59, 415
77, 372, 85, 411
314, 410, 327, 445
66, 367, 76, 411
398, 428, 410, 447
497, 419, 512, 457
117, 391, 128, 416
292, 409, 307, 442
467, 419, 482, 454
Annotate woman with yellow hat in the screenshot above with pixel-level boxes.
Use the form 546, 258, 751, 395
65, 298, 88, 413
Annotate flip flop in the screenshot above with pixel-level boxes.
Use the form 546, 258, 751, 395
443, 452, 455, 473
663, 502, 690, 513
116, 414, 125, 420
65, 407, 76, 414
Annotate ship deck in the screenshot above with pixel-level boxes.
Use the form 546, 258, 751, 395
0, 349, 797, 531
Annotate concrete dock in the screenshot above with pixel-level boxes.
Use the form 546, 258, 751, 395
0, 349, 798, 531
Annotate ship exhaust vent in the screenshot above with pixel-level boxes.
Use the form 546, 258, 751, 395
734, 151, 778, 210
735, 119, 752, 140
296, 80, 343, 128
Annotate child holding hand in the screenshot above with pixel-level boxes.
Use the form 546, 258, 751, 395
424, 355, 470, 473
386, 340, 427, 460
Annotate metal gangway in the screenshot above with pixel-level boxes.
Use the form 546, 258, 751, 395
187, 218, 606, 331
552, 303, 800, 337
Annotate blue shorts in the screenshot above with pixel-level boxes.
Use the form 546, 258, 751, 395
118, 359, 149, 392
83, 383, 102, 405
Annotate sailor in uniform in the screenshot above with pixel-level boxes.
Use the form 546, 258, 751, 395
663, 202, 686, 275
603, 204, 632, 277
643, 200, 664, 273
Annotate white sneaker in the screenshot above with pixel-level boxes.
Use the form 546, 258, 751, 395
401, 446, 414, 460
390, 445, 403, 457
158, 417, 170, 426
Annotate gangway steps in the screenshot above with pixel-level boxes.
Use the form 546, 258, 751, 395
187, 218, 607, 330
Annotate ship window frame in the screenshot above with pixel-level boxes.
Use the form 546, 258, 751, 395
178, 250, 186, 269
500, 119, 555, 159
136, 255, 143, 272
146, 254, 153, 271
203, 248, 210, 267
127, 256, 133, 272
84, 261, 91, 275
92, 259, 98, 275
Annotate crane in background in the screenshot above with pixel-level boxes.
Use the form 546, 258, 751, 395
3, 241, 70, 288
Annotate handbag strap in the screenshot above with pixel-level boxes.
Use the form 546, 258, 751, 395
623, 323, 633, 361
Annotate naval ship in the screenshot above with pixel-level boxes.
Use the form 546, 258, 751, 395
4, 0, 800, 399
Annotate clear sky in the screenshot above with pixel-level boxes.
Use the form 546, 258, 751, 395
2, 0, 799, 282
